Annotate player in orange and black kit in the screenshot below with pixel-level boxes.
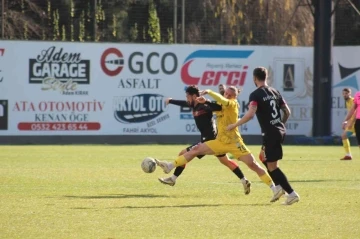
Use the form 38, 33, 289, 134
158, 85, 251, 194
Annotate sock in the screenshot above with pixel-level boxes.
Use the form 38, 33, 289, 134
174, 155, 188, 167
269, 168, 294, 194
342, 139, 351, 156
232, 167, 245, 180
259, 173, 274, 187
171, 175, 178, 181
174, 166, 185, 177
289, 191, 297, 197
268, 170, 280, 185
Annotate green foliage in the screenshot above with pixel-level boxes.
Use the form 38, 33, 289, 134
70, 0, 75, 41
0, 145, 359, 238
2, 0, 321, 45
79, 10, 85, 42
148, 0, 161, 43
130, 23, 139, 42
61, 25, 66, 41
52, 9, 60, 41
94, 0, 105, 42
167, 28, 174, 44
112, 14, 117, 37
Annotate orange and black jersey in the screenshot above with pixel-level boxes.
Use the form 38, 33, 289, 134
169, 99, 222, 141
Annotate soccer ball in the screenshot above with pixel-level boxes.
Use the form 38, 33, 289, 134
141, 157, 156, 173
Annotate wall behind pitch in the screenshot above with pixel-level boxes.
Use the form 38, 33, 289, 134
0, 41, 317, 139
332, 47, 360, 136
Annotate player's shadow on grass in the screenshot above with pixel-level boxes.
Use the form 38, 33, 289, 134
70, 203, 269, 210
64, 194, 170, 199
291, 179, 359, 183
114, 203, 269, 209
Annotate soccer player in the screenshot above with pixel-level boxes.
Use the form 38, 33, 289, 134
155, 86, 283, 202
218, 84, 226, 96
343, 91, 360, 148
159, 85, 251, 195
340, 88, 355, 160
227, 67, 300, 205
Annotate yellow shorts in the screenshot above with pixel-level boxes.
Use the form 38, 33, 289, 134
204, 138, 251, 159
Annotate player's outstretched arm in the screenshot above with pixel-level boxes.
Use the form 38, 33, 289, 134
227, 104, 257, 130
202, 90, 230, 106
195, 96, 222, 111
281, 104, 291, 124
166, 98, 188, 107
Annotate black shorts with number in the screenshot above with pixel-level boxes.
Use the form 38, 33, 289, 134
355, 119, 360, 145
186, 136, 226, 159
262, 130, 285, 162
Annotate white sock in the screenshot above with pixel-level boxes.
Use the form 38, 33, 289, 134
171, 175, 178, 181
346, 153, 351, 156
270, 184, 280, 193
240, 177, 247, 184
289, 191, 297, 197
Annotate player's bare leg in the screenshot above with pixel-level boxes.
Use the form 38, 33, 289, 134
267, 161, 299, 205
155, 143, 215, 174
217, 155, 251, 195
237, 153, 284, 201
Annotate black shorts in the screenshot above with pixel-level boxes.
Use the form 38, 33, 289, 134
355, 119, 360, 145
186, 140, 226, 159
262, 130, 285, 162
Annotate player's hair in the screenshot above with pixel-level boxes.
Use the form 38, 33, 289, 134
228, 86, 242, 97
185, 85, 200, 96
253, 67, 268, 81
343, 88, 351, 93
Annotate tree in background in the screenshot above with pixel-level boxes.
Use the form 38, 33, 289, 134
148, 0, 161, 43
1, 0, 45, 39
0, 0, 359, 46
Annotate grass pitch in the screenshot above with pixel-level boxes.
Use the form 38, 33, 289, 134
0, 145, 359, 239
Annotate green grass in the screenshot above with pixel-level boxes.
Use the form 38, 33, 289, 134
0, 145, 359, 239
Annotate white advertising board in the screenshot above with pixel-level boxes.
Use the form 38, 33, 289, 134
0, 41, 317, 136
331, 47, 360, 136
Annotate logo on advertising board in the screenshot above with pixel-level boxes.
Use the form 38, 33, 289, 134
333, 64, 360, 91
101, 48, 177, 89
332, 64, 360, 119
0, 49, 5, 83
181, 50, 253, 86
29, 46, 90, 95
283, 64, 295, 92
113, 94, 169, 134
331, 63, 360, 135
13, 100, 103, 131
179, 105, 192, 120
0, 100, 8, 130
272, 59, 313, 135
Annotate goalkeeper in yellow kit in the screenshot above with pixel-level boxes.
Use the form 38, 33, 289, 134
155, 86, 284, 202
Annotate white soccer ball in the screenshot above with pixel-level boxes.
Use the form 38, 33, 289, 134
141, 157, 156, 173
